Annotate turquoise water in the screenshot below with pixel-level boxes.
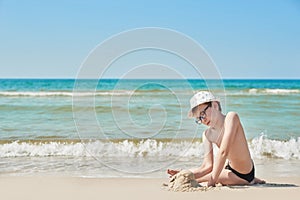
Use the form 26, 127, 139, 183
0, 79, 299, 177
1, 79, 299, 140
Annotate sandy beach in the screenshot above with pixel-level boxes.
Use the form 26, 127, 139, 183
0, 176, 299, 200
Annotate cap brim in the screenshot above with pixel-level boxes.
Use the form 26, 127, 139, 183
187, 99, 220, 118
187, 108, 195, 118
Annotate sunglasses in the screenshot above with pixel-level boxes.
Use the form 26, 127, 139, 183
195, 102, 211, 124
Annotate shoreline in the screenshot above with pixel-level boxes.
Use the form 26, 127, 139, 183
0, 176, 299, 200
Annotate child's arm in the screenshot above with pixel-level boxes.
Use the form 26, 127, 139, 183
190, 130, 213, 179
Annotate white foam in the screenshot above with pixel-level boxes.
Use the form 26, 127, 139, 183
0, 139, 204, 158
0, 141, 86, 157
248, 88, 300, 95
1, 137, 300, 160
249, 135, 300, 160
0, 90, 135, 97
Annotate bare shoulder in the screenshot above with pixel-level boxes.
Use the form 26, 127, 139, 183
224, 111, 241, 125
203, 127, 214, 142
202, 128, 209, 138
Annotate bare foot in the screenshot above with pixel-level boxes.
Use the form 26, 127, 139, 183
251, 177, 266, 184
167, 169, 180, 176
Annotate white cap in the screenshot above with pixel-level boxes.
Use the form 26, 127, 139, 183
188, 91, 219, 118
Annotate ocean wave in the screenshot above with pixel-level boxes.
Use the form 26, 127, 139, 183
248, 88, 300, 95
0, 139, 203, 158
0, 90, 135, 97
0, 137, 299, 160
249, 135, 300, 160
0, 89, 188, 98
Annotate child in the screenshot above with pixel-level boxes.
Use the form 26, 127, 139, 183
167, 91, 265, 186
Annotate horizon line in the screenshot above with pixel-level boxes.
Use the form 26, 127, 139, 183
0, 77, 299, 80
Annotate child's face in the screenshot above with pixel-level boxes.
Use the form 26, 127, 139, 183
195, 103, 212, 126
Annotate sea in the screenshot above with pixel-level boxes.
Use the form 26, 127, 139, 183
0, 79, 299, 178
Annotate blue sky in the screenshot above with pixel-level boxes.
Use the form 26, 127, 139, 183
0, 0, 299, 79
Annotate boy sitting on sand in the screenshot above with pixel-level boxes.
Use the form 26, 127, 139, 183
167, 91, 265, 186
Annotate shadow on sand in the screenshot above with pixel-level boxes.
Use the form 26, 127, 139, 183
228, 182, 298, 189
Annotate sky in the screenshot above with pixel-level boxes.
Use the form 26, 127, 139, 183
0, 0, 299, 79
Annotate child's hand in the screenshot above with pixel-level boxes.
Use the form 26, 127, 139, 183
207, 175, 216, 187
